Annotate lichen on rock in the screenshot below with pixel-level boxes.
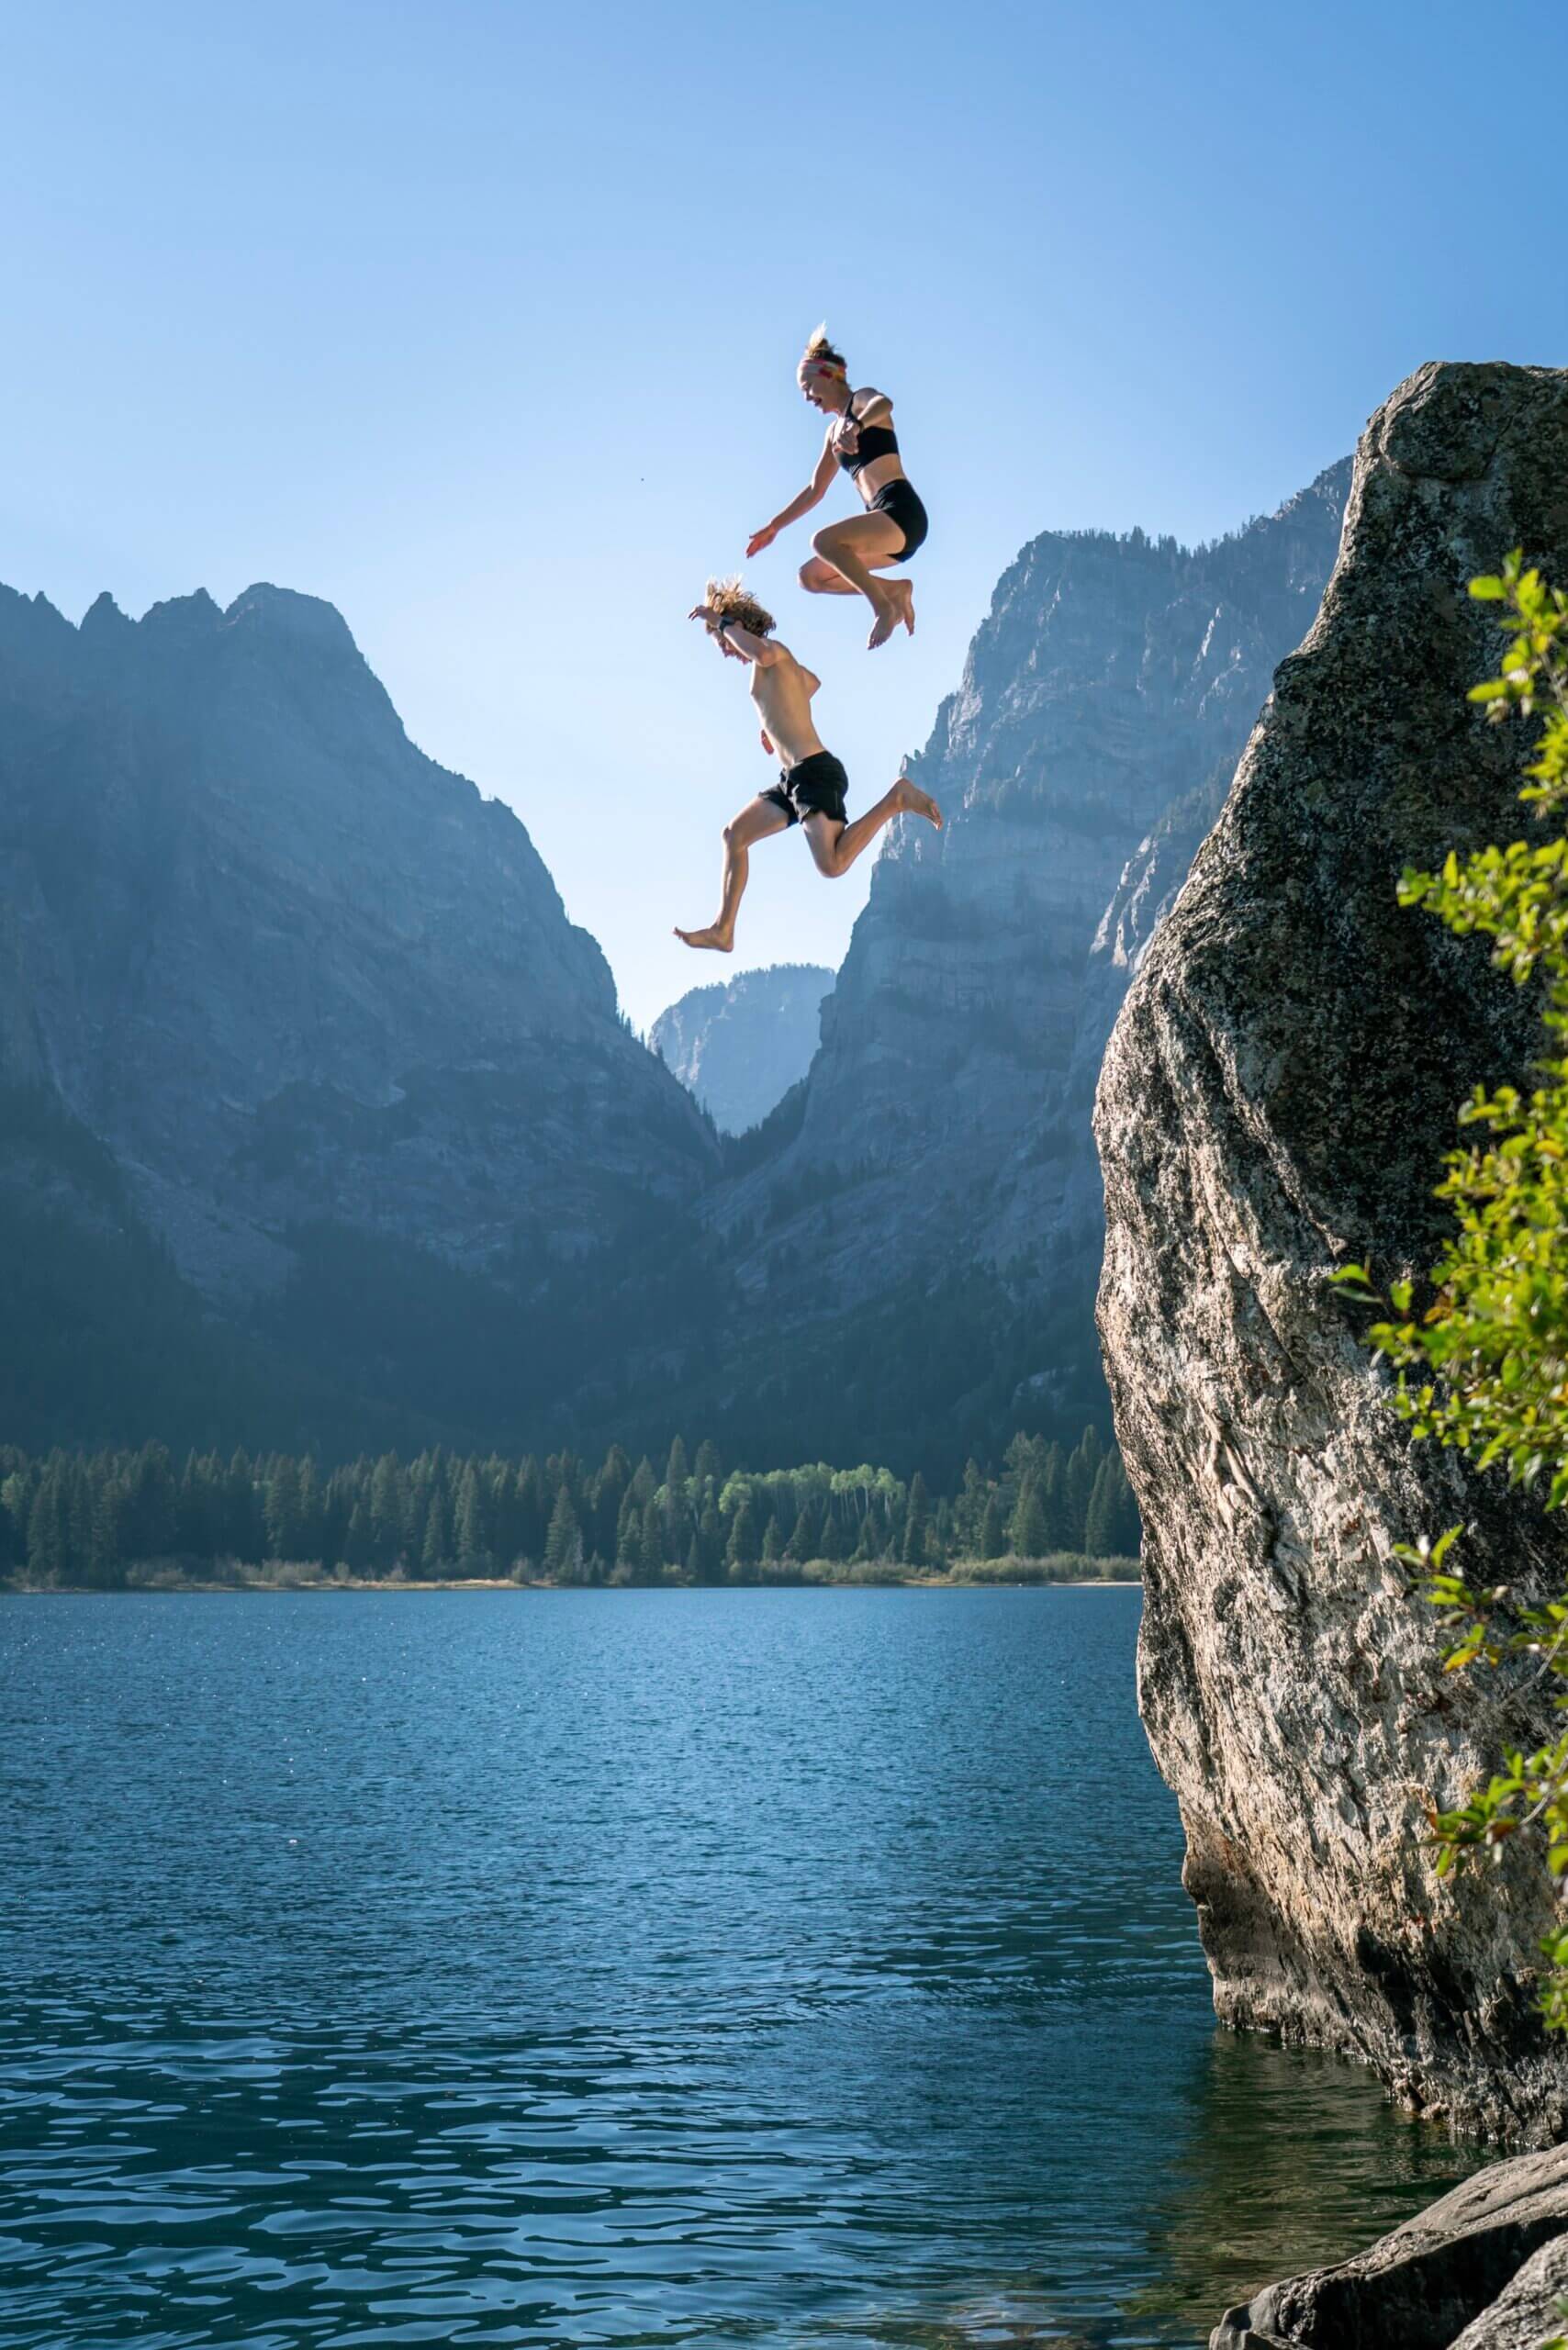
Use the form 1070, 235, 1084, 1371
1095, 362, 1568, 2142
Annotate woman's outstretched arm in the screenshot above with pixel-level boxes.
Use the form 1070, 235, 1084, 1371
747, 438, 838, 556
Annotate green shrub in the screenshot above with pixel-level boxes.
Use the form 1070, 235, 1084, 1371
1338, 554, 1568, 2026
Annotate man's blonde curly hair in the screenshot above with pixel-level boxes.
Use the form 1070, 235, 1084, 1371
702, 575, 775, 638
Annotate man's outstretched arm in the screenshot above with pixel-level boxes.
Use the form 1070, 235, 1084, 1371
689, 606, 781, 666
720, 619, 780, 664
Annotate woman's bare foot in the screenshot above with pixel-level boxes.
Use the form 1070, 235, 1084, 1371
892, 578, 915, 637
893, 777, 943, 829
867, 588, 902, 651
674, 924, 734, 952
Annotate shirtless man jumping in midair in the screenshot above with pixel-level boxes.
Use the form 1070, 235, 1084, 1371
675, 577, 941, 953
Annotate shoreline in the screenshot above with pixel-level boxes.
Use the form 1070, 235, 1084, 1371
3, 1571, 1140, 1596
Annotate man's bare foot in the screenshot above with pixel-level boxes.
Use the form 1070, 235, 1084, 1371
674, 924, 734, 952
867, 591, 900, 651
893, 777, 943, 829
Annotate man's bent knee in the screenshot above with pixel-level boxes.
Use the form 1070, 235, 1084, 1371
803, 819, 845, 878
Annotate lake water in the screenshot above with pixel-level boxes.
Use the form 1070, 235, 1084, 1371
0, 1587, 1482, 2348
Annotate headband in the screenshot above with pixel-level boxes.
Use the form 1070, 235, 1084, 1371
801, 357, 846, 381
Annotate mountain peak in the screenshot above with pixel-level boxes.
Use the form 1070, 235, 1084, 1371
140, 587, 222, 635
223, 582, 358, 656
80, 590, 131, 638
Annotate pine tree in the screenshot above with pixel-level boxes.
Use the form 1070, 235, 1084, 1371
454, 1462, 489, 1575
225, 1450, 262, 1561
1039, 1446, 1070, 1550
693, 1438, 722, 1484
980, 1493, 1006, 1560
176, 1452, 210, 1559
27, 1470, 67, 1584
591, 1445, 632, 1560
124, 1443, 176, 1560
0, 1479, 20, 1575
934, 1496, 955, 1566
370, 1453, 406, 1570
264, 1456, 304, 1561
958, 1459, 986, 1554
761, 1511, 783, 1570
544, 1486, 585, 1583
343, 1499, 375, 1574
421, 1489, 451, 1578
1086, 1454, 1140, 1558
627, 1458, 655, 1512
726, 1492, 760, 1576
616, 1490, 643, 1572
515, 1459, 547, 1565
84, 1469, 123, 1588
1062, 1429, 1100, 1552
1009, 1477, 1050, 1561
901, 1473, 931, 1566
784, 1500, 820, 1563
297, 1459, 324, 1564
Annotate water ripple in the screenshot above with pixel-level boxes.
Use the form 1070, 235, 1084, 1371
0, 1589, 1481, 2347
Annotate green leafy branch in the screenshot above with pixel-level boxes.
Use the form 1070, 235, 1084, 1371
1333, 554, 1568, 2020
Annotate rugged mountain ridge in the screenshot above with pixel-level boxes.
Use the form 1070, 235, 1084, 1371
701, 468, 1350, 1451
0, 579, 715, 1447
650, 964, 833, 1136
0, 461, 1350, 1469
1095, 361, 1568, 2138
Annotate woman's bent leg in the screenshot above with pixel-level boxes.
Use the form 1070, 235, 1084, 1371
810, 516, 913, 647
798, 552, 897, 597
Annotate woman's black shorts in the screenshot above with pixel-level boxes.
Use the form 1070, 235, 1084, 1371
870, 478, 928, 561
764, 749, 849, 829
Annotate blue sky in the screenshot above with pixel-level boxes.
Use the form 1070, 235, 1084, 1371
4, 1, 1565, 1026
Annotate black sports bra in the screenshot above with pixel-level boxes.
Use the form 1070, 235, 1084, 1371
835, 393, 899, 476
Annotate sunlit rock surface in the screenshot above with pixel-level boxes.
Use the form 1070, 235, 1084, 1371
1096, 363, 1568, 2138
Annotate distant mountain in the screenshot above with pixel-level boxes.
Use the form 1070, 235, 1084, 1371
693, 467, 1351, 1463
650, 965, 834, 1135
0, 462, 1351, 1472
0, 579, 716, 1452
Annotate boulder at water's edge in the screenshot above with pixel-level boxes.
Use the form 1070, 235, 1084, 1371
1095, 362, 1568, 2140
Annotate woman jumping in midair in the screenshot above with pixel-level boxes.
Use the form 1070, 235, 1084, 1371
745, 327, 928, 653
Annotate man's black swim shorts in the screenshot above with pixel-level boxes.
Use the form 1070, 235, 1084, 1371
764, 749, 849, 829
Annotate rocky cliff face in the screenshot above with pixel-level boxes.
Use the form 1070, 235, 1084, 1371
1095, 363, 1568, 2139
650, 964, 833, 1135
706, 469, 1350, 1452
0, 580, 711, 1283
0, 580, 715, 1445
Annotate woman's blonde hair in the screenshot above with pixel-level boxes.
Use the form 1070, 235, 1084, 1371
801, 321, 847, 372
703, 575, 775, 637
